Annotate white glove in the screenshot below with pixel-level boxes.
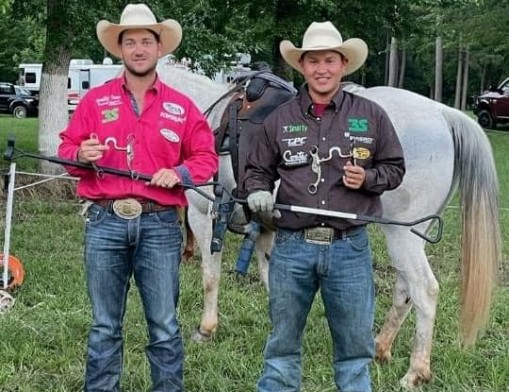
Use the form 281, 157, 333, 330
247, 191, 274, 213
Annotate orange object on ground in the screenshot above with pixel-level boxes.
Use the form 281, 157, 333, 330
0, 254, 25, 289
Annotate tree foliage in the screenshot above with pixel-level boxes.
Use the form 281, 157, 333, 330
0, 0, 507, 101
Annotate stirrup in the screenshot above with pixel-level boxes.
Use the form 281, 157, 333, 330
0, 290, 15, 314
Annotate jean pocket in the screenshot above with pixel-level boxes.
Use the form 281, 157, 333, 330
86, 204, 109, 225
346, 229, 369, 251
153, 209, 181, 228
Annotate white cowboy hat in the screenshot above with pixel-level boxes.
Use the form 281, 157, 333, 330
280, 21, 368, 76
96, 3, 182, 59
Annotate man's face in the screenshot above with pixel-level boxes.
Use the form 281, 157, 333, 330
300, 50, 348, 103
120, 28, 162, 77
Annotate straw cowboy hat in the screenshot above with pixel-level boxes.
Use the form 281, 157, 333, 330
280, 21, 368, 76
96, 3, 182, 59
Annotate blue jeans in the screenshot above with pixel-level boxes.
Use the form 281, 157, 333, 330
257, 227, 374, 392
84, 204, 183, 392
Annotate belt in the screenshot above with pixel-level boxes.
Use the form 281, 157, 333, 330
93, 199, 174, 215
303, 226, 359, 244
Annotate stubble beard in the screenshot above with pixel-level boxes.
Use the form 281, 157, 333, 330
124, 62, 157, 78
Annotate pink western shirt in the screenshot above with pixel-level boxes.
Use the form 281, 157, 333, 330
58, 75, 218, 207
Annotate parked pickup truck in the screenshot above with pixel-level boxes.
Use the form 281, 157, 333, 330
473, 77, 509, 129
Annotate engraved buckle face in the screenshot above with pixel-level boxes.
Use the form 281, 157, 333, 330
112, 198, 142, 219
304, 227, 333, 245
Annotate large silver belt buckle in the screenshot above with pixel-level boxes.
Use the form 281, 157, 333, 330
112, 198, 142, 219
304, 227, 333, 245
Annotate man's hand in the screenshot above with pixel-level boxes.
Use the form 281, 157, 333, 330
150, 168, 181, 189
77, 138, 108, 163
343, 161, 365, 189
247, 191, 273, 213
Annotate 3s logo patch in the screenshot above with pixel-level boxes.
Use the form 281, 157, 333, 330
348, 118, 368, 132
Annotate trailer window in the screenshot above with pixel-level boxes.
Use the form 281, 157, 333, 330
82, 81, 90, 90
25, 72, 37, 84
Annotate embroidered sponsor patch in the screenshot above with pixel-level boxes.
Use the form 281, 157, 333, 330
160, 128, 180, 143
283, 150, 308, 166
282, 137, 307, 147
163, 102, 185, 116
97, 95, 123, 107
348, 118, 368, 132
101, 107, 119, 123
351, 136, 374, 144
354, 147, 371, 160
283, 124, 308, 133
160, 112, 186, 123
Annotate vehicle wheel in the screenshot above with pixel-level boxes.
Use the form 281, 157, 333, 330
12, 105, 28, 119
477, 110, 496, 129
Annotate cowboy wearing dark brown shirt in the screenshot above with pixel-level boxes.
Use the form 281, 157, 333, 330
244, 21, 405, 392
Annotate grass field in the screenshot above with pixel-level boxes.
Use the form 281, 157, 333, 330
0, 116, 508, 391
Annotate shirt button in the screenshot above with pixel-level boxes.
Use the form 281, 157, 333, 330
321, 200, 325, 205
320, 178, 325, 182
322, 137, 326, 141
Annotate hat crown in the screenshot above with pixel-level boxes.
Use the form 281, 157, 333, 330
119, 4, 158, 26
301, 21, 344, 49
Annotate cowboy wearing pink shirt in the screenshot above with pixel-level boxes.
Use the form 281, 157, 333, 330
58, 4, 217, 391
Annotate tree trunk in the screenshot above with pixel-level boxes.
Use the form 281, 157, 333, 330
388, 37, 398, 87
38, 55, 70, 173
38, 0, 74, 174
397, 46, 406, 88
454, 45, 463, 109
460, 45, 470, 111
434, 37, 443, 102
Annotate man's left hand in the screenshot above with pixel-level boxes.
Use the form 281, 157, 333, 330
342, 161, 365, 189
150, 168, 181, 188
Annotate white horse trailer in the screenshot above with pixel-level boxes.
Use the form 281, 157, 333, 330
18, 59, 123, 111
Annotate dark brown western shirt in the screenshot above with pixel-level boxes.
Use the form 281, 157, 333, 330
243, 84, 405, 230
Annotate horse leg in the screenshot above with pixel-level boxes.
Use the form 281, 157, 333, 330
254, 230, 274, 291
181, 210, 196, 264
186, 203, 222, 342
382, 228, 439, 390
375, 274, 413, 364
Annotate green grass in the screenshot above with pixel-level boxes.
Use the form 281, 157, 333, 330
0, 118, 508, 391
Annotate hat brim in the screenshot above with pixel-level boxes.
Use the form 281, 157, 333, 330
280, 38, 368, 76
96, 19, 182, 59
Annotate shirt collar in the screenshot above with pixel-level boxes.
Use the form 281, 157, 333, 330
120, 73, 161, 94
298, 83, 345, 114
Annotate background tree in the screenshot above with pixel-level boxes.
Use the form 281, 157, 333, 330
1, 0, 507, 171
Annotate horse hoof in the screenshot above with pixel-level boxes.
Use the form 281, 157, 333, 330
400, 370, 431, 390
191, 327, 213, 343
375, 342, 392, 363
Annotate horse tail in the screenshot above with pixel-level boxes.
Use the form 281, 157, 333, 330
443, 108, 501, 347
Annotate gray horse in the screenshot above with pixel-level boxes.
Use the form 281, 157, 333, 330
158, 64, 501, 390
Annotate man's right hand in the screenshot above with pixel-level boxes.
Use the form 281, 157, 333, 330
77, 138, 109, 163
247, 191, 274, 213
